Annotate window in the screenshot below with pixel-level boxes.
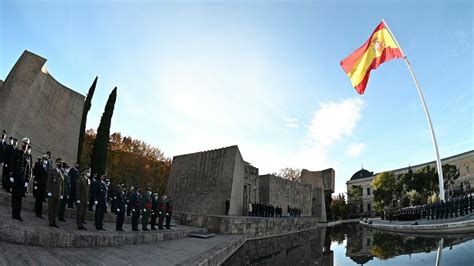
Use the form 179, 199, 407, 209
366, 187, 371, 196
366, 238, 371, 246
467, 165, 470, 174
367, 203, 371, 212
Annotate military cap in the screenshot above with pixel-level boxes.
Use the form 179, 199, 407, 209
22, 137, 30, 144
1, 130, 6, 134
55, 157, 63, 163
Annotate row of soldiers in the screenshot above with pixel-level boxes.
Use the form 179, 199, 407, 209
247, 202, 302, 218
0, 132, 174, 231
383, 193, 473, 222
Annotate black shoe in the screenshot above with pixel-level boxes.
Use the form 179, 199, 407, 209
143, 228, 149, 231
59, 219, 66, 222
132, 229, 139, 231
116, 228, 124, 231
13, 217, 24, 222
151, 227, 156, 230
36, 215, 44, 219
100, 228, 106, 231
83, 221, 87, 224
50, 224, 59, 228
166, 227, 171, 230
159, 227, 164, 230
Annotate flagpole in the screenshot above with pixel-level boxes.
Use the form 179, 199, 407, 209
382, 19, 445, 201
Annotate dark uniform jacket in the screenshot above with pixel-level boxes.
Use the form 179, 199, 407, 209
47, 168, 64, 199
131, 192, 142, 211
9, 149, 31, 191
3, 144, 14, 166
116, 190, 127, 213
142, 193, 152, 211
68, 167, 79, 201
94, 181, 108, 206
33, 162, 48, 197
76, 174, 90, 204
166, 199, 173, 215
0, 139, 7, 164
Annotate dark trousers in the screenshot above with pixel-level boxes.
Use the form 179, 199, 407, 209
68, 192, 75, 209
131, 209, 140, 230
34, 194, 45, 217
158, 213, 165, 229
11, 188, 23, 218
2, 165, 11, 192
116, 211, 125, 230
58, 196, 68, 220
95, 203, 106, 229
165, 212, 172, 229
76, 202, 87, 227
142, 209, 150, 229
151, 211, 158, 229
48, 197, 60, 225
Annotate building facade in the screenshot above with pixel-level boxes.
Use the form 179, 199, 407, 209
346, 150, 474, 215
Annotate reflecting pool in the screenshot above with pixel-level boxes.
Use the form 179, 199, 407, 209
223, 223, 474, 265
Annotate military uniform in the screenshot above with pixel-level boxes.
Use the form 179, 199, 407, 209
58, 169, 70, 221
158, 197, 166, 230
131, 190, 142, 231
2, 140, 15, 192
141, 190, 153, 231
47, 166, 64, 227
33, 159, 48, 218
150, 194, 159, 230
115, 187, 127, 231
9, 147, 31, 220
68, 167, 79, 209
94, 180, 108, 230
76, 171, 90, 230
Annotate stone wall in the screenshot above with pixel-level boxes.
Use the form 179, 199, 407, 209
258, 174, 312, 216
0, 50, 84, 164
300, 168, 335, 222
167, 146, 243, 215
173, 211, 323, 238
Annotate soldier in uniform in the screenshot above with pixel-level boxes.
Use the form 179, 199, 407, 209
141, 187, 153, 231
88, 174, 98, 211
68, 163, 79, 209
58, 163, 70, 222
47, 158, 64, 227
150, 192, 159, 230
158, 194, 167, 230
9, 137, 31, 221
94, 174, 108, 231
2, 137, 14, 192
76, 168, 90, 230
115, 184, 127, 231
126, 185, 134, 216
131, 186, 142, 231
165, 196, 173, 229
33, 156, 48, 218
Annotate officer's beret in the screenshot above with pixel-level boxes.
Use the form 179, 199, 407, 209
1, 130, 6, 134
55, 157, 63, 163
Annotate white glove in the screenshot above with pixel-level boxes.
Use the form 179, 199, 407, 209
34, 186, 37, 190
10, 177, 14, 183
117, 208, 120, 212
158, 211, 162, 215
166, 213, 169, 216
4, 164, 7, 167
76, 200, 81, 204
143, 209, 146, 213
125, 204, 128, 208
60, 196, 63, 199
94, 201, 98, 205
47, 192, 52, 197
114, 196, 117, 199
132, 209, 135, 212
24, 182, 29, 188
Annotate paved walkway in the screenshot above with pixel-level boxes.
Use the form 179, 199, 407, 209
0, 234, 243, 265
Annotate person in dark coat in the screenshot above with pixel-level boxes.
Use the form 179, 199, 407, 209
23, 146, 33, 197
141, 187, 153, 231
58, 163, 70, 222
47, 158, 64, 227
158, 195, 167, 230
115, 184, 127, 231
67, 163, 79, 209
131, 187, 142, 231
76, 168, 90, 230
33, 156, 48, 218
94, 174, 108, 231
126, 185, 134, 216
88, 174, 98, 211
2, 137, 15, 192
165, 196, 173, 229
9, 137, 31, 221
150, 192, 159, 230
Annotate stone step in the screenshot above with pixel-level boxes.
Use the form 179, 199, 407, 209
0, 201, 207, 248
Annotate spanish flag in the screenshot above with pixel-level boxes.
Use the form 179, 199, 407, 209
340, 21, 403, 94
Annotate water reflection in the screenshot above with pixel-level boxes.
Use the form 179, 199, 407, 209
223, 223, 474, 265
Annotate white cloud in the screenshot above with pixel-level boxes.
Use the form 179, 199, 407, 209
283, 117, 299, 128
346, 143, 366, 157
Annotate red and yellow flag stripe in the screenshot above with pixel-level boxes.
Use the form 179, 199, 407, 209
340, 22, 403, 94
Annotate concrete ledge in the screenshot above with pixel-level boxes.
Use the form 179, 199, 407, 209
360, 218, 474, 234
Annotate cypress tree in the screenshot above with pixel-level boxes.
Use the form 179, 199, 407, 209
90, 87, 117, 176
77, 76, 97, 164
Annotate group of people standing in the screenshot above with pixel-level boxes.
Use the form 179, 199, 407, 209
0, 130, 174, 232
382, 193, 473, 222
247, 202, 302, 218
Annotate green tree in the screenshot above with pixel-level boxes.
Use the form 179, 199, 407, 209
442, 163, 459, 196
406, 189, 423, 205
371, 172, 397, 211
330, 194, 349, 220
77, 76, 97, 165
347, 185, 363, 214
91, 87, 117, 176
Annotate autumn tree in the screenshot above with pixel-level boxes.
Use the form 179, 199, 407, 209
330, 193, 350, 219
278, 167, 302, 182
91, 87, 117, 176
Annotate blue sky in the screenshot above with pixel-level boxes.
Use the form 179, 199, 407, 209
1, 0, 472, 194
